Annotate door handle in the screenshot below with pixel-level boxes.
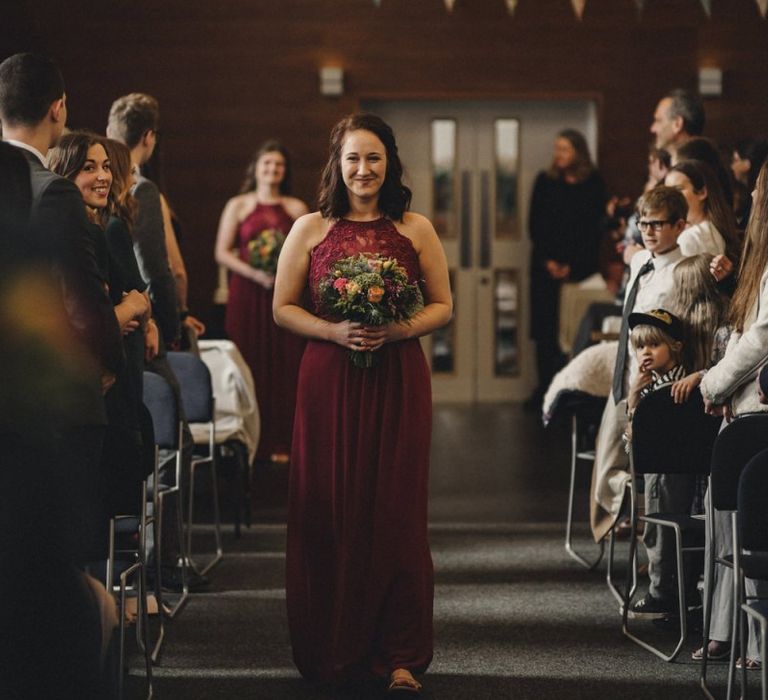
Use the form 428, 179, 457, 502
460, 170, 472, 269
480, 170, 491, 269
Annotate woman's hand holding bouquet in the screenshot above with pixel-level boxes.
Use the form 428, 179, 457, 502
318, 253, 423, 368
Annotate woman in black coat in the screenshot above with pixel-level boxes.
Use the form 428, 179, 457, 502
526, 129, 607, 409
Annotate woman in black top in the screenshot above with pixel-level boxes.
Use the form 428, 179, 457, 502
527, 129, 607, 409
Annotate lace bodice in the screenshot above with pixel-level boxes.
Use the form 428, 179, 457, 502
309, 217, 421, 314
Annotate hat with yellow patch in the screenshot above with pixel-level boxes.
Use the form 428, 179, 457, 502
628, 308, 683, 342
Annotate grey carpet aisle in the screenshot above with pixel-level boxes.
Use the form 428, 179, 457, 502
127, 405, 735, 699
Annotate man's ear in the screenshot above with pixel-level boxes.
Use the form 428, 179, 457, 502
141, 129, 153, 147
50, 96, 65, 123
672, 115, 685, 137
674, 218, 687, 234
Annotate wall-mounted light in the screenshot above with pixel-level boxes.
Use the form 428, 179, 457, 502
319, 66, 344, 97
698, 66, 723, 97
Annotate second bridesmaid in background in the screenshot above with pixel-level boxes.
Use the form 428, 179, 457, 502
215, 141, 309, 463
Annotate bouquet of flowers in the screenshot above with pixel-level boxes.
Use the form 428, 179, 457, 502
247, 228, 285, 275
318, 252, 424, 368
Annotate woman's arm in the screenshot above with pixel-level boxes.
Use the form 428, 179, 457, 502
214, 196, 274, 289
272, 213, 357, 346
701, 270, 768, 405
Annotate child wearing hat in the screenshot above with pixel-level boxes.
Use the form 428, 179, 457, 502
626, 308, 687, 421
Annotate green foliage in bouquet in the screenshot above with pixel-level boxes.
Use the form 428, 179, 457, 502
318, 253, 424, 367
247, 228, 286, 275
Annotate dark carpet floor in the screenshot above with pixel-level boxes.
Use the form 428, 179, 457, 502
127, 404, 737, 699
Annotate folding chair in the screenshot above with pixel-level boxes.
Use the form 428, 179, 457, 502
700, 413, 768, 699
736, 448, 768, 700
622, 387, 720, 661
142, 371, 189, 619
166, 351, 223, 576
103, 402, 158, 697
547, 389, 607, 570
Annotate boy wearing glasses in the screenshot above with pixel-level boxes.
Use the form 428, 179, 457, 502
591, 186, 690, 618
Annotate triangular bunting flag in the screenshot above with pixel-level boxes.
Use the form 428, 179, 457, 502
633, 0, 646, 16
758, 0, 768, 18
700, 0, 712, 17
444, 0, 456, 11
571, 0, 586, 20
505, 0, 519, 15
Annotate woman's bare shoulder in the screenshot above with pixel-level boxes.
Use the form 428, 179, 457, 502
281, 196, 310, 220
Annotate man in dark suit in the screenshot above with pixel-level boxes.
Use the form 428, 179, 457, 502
0, 53, 124, 564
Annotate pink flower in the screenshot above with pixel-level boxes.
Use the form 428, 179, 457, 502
333, 278, 348, 292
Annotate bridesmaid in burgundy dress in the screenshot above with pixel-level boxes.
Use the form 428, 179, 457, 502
274, 114, 452, 694
215, 141, 309, 462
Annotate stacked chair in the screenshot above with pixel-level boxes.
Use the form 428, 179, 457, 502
700, 413, 768, 699
737, 448, 768, 700
166, 351, 223, 575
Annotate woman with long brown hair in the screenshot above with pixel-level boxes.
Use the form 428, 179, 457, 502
215, 140, 308, 463
697, 160, 768, 668
527, 128, 607, 409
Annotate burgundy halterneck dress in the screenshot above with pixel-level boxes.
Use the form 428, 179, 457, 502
225, 202, 306, 461
286, 217, 434, 684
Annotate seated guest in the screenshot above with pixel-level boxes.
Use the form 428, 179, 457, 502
50, 131, 151, 530
731, 137, 768, 229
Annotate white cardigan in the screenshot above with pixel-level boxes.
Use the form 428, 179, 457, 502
701, 265, 768, 415
678, 220, 725, 257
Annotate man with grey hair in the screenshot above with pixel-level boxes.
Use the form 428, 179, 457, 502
650, 88, 706, 159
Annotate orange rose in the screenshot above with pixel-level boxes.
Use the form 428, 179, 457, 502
367, 286, 385, 303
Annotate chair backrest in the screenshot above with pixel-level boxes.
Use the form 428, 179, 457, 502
631, 386, 721, 476
710, 412, 768, 511
737, 447, 768, 552
166, 351, 214, 424
142, 371, 179, 450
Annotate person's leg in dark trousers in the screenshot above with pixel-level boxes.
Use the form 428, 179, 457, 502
643, 472, 700, 606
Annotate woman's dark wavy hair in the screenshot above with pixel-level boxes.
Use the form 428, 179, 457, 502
669, 159, 741, 270
48, 130, 110, 227
239, 139, 292, 196
317, 113, 411, 221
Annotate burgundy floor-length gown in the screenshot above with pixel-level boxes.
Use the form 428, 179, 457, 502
286, 218, 434, 685
225, 202, 306, 461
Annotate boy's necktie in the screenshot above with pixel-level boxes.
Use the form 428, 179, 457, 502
612, 258, 655, 403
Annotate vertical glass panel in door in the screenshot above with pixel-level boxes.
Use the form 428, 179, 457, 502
431, 269, 456, 374
494, 270, 519, 376
431, 119, 457, 239
494, 119, 519, 239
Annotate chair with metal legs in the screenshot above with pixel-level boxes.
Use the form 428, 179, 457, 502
622, 387, 720, 661
166, 351, 223, 576
547, 389, 607, 570
700, 413, 768, 700
736, 448, 768, 700
142, 370, 189, 620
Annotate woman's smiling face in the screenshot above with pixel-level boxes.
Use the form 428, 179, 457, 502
74, 143, 112, 210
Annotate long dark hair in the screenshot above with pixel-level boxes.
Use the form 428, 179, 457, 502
317, 113, 411, 221
547, 128, 595, 183
239, 139, 292, 195
730, 161, 768, 332
103, 138, 137, 226
668, 159, 741, 269
48, 130, 110, 227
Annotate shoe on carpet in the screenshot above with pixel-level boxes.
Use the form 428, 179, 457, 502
628, 594, 676, 620
736, 657, 761, 670
692, 640, 731, 661
388, 669, 422, 694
